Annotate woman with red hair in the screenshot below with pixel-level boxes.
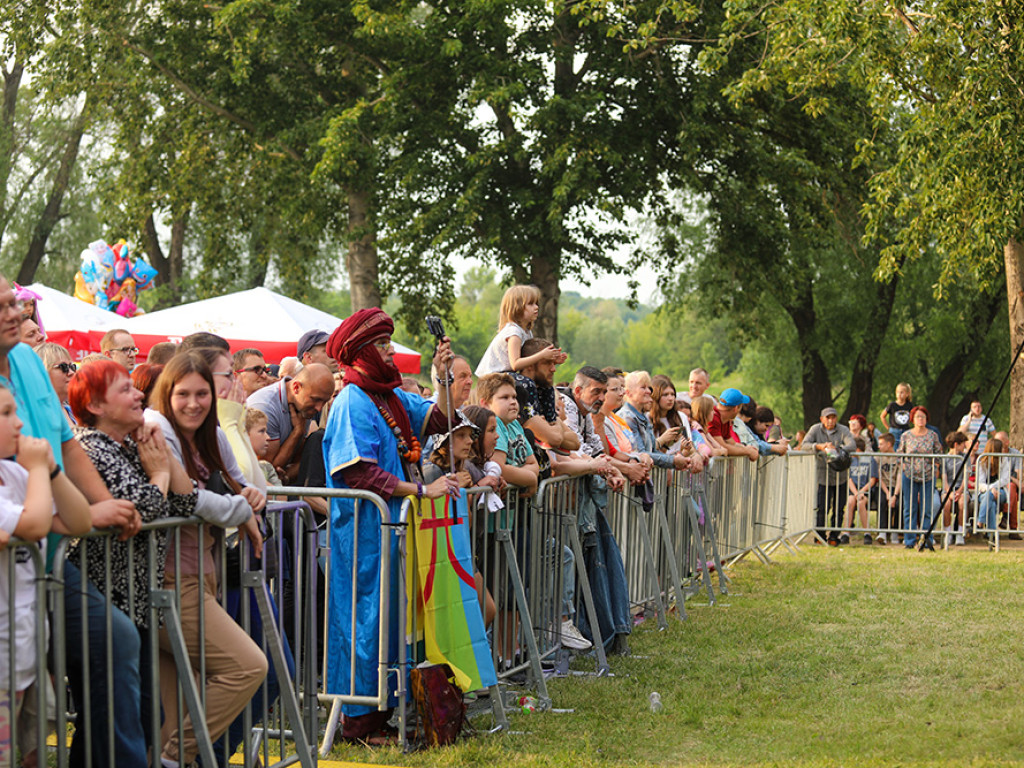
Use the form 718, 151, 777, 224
897, 405, 942, 549
68, 359, 197, 766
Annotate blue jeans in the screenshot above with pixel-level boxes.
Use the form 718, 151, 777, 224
62, 560, 153, 768
576, 507, 632, 647
977, 488, 1007, 531
902, 476, 935, 546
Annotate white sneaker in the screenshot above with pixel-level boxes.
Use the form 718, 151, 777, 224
560, 619, 593, 651
956, 534, 965, 546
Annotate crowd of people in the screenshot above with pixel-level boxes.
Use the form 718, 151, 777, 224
802, 383, 1015, 549
0, 277, 1017, 762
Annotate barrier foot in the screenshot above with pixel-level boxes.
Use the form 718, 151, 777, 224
488, 683, 510, 730
152, 589, 219, 768
319, 697, 343, 757
244, 571, 316, 768
752, 545, 773, 565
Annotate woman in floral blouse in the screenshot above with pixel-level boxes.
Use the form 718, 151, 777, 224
897, 406, 943, 549
67, 359, 197, 761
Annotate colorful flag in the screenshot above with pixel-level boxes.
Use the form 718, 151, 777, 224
408, 491, 497, 693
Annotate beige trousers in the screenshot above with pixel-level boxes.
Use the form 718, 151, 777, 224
158, 573, 267, 763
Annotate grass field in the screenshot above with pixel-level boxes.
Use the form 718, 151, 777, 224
327, 540, 1024, 767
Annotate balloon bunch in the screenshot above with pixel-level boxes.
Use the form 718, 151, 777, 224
74, 239, 157, 317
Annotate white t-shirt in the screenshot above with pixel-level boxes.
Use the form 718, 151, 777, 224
0, 460, 55, 691
475, 322, 531, 376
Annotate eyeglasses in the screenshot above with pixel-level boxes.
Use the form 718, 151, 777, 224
212, 370, 233, 378
236, 365, 269, 377
0, 298, 25, 315
53, 362, 77, 375
372, 339, 393, 351
112, 346, 139, 355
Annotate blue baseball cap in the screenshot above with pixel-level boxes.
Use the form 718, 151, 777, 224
719, 388, 750, 407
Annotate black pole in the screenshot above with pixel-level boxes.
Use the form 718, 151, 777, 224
917, 333, 1024, 551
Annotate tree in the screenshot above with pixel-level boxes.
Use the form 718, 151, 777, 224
373, 0, 696, 341
707, 0, 1024, 442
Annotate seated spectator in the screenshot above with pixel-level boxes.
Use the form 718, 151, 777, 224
246, 363, 334, 479
941, 431, 969, 545
146, 341, 178, 365
19, 318, 45, 347
477, 373, 540, 496
297, 329, 338, 373
618, 371, 693, 472
841, 436, 877, 545
649, 375, 683, 454
511, 338, 579, 452
131, 363, 163, 408
992, 431, 1022, 538
959, 399, 995, 453
974, 437, 1010, 544
100, 328, 138, 371
67, 361, 195, 768
706, 389, 759, 462
232, 348, 271, 398
34, 342, 76, 425
145, 353, 267, 768
0, 386, 89, 768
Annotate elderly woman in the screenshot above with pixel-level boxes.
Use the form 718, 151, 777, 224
34, 342, 77, 425
67, 359, 197, 767
897, 405, 943, 549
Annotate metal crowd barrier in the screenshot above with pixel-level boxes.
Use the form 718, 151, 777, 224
800, 448, 1024, 551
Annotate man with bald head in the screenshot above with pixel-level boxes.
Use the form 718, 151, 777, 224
247, 362, 335, 471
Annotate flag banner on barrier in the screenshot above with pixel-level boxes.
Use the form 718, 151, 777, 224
408, 493, 497, 693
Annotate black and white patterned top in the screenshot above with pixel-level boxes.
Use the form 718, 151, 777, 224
69, 427, 197, 627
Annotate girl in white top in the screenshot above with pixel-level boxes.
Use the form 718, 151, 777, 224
0, 385, 89, 766
475, 284, 564, 375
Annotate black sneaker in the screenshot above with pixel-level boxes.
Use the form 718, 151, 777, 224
839, 533, 850, 545
863, 533, 873, 545
827, 537, 839, 547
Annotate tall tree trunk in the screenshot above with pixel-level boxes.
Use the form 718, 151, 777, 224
841, 268, 903, 422
530, 250, 560, 344
16, 106, 87, 284
1004, 233, 1024, 446
781, 278, 833, 428
347, 188, 381, 311
925, 285, 1003, 434
0, 61, 25, 254
143, 208, 189, 308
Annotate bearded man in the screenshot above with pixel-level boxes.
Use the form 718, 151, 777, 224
322, 308, 456, 745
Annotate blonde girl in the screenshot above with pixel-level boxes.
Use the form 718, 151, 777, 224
475, 285, 563, 375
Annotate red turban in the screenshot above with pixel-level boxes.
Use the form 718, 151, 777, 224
327, 308, 414, 454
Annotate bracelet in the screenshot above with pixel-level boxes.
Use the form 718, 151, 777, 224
49, 467, 61, 480
416, 481, 424, 498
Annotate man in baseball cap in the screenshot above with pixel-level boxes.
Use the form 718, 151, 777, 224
707, 387, 758, 461
298, 329, 338, 372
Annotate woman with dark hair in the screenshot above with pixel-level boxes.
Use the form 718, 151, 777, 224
649, 374, 683, 453
897, 405, 943, 549
68, 359, 196, 768
144, 352, 267, 768
131, 363, 164, 408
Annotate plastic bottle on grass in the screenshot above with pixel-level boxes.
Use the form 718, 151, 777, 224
518, 695, 538, 713
648, 692, 663, 713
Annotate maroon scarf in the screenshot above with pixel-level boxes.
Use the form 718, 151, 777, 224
327, 308, 414, 451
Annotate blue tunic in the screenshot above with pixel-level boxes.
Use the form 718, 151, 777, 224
323, 385, 432, 717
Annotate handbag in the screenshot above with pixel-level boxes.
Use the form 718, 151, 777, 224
409, 664, 465, 747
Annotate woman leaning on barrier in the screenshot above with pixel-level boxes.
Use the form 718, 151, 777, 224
67, 359, 198, 768
144, 351, 268, 768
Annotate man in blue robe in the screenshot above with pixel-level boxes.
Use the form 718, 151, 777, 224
322, 308, 455, 745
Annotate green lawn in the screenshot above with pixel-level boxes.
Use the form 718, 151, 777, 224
329, 542, 1024, 766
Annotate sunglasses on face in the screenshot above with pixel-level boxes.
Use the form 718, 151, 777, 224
53, 362, 77, 375
237, 365, 269, 376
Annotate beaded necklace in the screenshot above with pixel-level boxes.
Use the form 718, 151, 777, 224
372, 398, 422, 464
